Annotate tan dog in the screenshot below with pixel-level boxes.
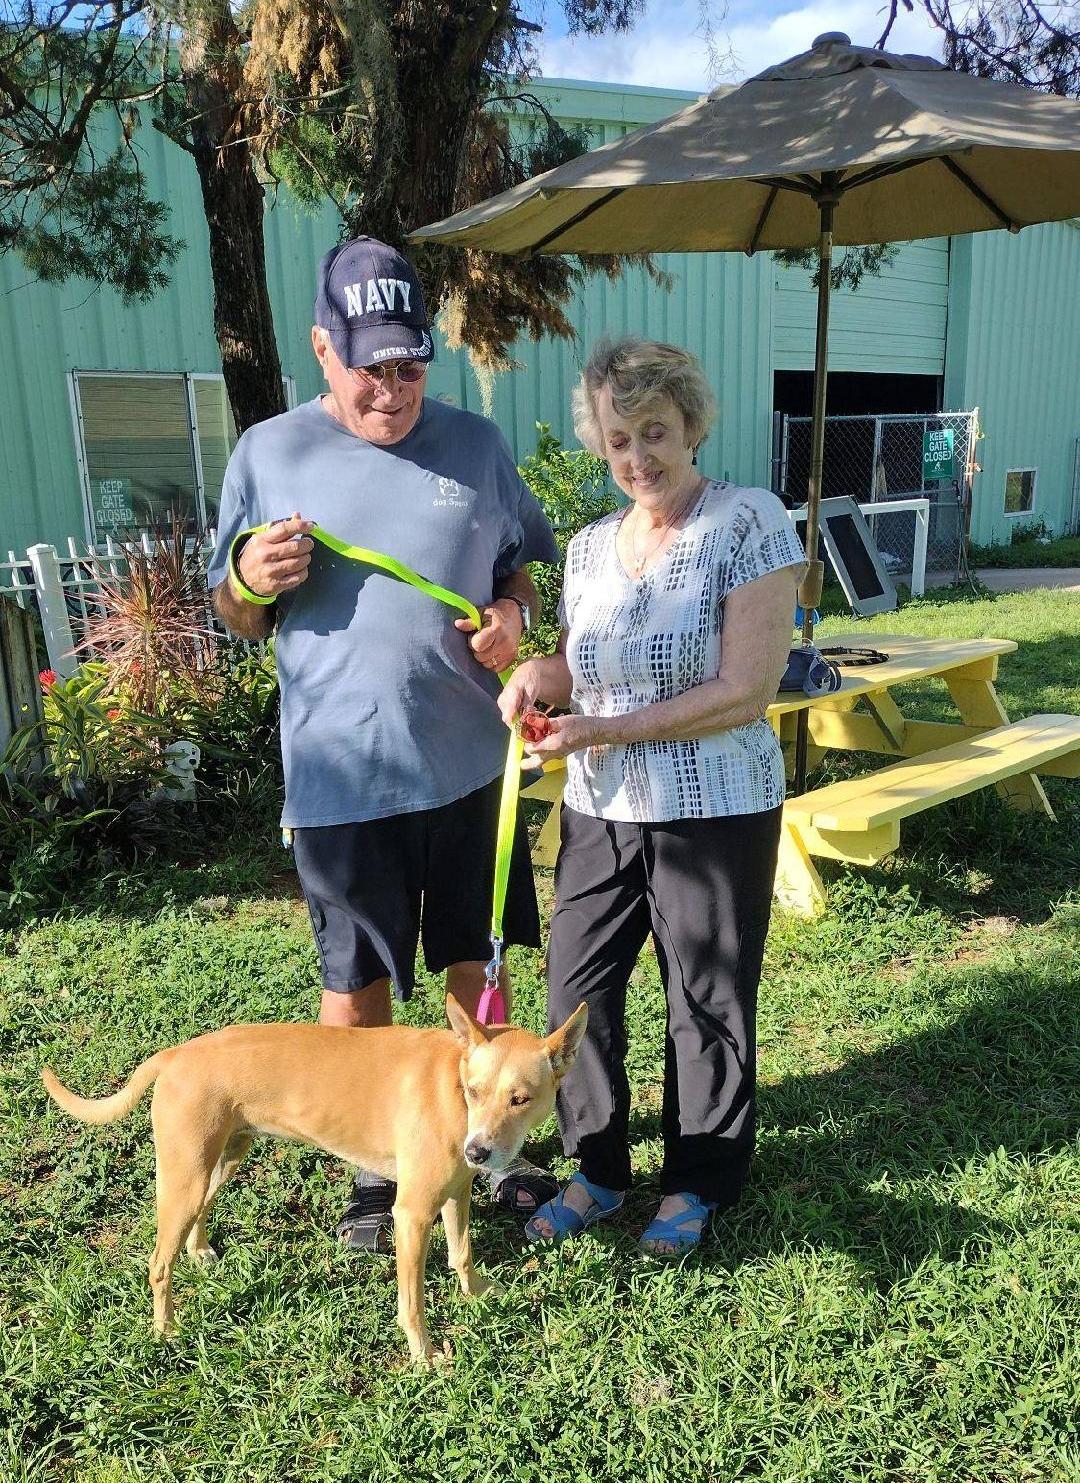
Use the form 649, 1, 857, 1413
41, 995, 587, 1365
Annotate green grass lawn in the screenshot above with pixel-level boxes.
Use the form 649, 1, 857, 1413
2, 589, 1078, 1482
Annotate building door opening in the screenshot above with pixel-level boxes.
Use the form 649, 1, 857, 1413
773, 370, 942, 419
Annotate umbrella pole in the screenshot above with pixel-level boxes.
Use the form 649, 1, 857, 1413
793, 189, 836, 795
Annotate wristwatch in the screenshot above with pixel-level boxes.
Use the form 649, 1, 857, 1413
508, 596, 531, 634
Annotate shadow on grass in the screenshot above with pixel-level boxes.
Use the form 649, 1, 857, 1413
804, 782, 1080, 926
471, 953, 1078, 1292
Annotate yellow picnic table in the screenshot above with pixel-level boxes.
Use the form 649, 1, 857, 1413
521, 633, 1080, 916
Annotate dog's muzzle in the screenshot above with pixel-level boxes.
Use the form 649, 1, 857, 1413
464, 1137, 493, 1168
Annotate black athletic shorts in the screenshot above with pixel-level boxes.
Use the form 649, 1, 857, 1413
291, 778, 541, 1002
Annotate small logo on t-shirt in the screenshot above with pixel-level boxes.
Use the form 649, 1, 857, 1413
434, 475, 468, 510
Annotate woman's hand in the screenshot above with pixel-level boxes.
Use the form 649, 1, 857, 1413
497, 661, 542, 727
521, 713, 603, 767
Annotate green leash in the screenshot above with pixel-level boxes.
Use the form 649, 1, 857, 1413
229, 521, 498, 634
230, 522, 523, 1022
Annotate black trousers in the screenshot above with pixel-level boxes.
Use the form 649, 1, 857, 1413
546, 804, 782, 1207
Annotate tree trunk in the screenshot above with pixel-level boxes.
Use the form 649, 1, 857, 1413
349, 1, 512, 307
180, 5, 285, 434
189, 127, 286, 433
391, 1, 508, 229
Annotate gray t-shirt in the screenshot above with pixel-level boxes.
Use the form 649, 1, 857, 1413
207, 397, 558, 827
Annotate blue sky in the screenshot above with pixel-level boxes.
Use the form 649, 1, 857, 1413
535, 0, 945, 91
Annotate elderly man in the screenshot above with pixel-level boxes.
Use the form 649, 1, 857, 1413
208, 236, 559, 1251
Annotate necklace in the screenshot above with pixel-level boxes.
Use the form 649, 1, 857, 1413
625, 478, 704, 577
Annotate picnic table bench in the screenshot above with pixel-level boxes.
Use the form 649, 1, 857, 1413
779, 711, 1080, 910
520, 634, 1080, 916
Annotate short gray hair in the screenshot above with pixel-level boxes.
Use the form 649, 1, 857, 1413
572, 336, 717, 458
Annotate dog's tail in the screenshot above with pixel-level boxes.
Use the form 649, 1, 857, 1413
41, 1049, 175, 1125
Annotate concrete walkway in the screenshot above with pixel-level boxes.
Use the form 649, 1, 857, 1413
925, 567, 1080, 593
973, 567, 1080, 593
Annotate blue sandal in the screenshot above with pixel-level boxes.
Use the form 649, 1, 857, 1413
638, 1192, 716, 1259
525, 1172, 625, 1244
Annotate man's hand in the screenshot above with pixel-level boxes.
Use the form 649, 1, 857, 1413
234, 513, 315, 600
454, 598, 522, 674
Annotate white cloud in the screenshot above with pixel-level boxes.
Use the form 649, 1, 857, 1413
536, 0, 945, 93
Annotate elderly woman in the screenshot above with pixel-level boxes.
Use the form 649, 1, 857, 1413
499, 336, 805, 1257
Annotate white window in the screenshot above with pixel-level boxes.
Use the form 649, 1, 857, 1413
70, 372, 295, 542
1004, 468, 1036, 517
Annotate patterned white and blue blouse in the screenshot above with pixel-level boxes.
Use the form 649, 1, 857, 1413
559, 480, 806, 822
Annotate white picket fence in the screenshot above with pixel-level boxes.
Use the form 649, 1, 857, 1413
1, 534, 220, 677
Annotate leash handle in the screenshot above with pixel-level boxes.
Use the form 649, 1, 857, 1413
230, 522, 513, 682
476, 981, 508, 1026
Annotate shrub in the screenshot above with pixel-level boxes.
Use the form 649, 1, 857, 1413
174, 643, 283, 823
0, 670, 179, 921
0, 646, 285, 922
518, 423, 616, 656
36, 664, 173, 795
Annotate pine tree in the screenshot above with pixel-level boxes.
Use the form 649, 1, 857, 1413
878, 1, 1080, 96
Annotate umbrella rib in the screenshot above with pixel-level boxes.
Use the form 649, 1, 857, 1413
938, 157, 1019, 231
527, 188, 624, 254
839, 157, 927, 192
747, 184, 780, 255
752, 175, 816, 196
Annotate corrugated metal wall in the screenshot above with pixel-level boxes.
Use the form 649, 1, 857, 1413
944, 222, 1080, 545
426, 248, 775, 494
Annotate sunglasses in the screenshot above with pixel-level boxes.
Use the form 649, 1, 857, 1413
348, 359, 427, 386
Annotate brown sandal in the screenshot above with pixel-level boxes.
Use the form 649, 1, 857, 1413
336, 1172, 395, 1252
483, 1155, 559, 1214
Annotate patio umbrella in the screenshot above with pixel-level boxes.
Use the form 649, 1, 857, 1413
410, 31, 1080, 789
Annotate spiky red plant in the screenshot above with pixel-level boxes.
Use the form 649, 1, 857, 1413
76, 516, 219, 717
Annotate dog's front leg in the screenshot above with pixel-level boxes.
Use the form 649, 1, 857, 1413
393, 1203, 437, 1366
441, 1181, 497, 1300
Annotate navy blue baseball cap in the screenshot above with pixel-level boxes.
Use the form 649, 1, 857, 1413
314, 236, 434, 368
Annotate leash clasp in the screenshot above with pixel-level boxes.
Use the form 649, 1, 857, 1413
476, 933, 508, 1026
484, 933, 503, 989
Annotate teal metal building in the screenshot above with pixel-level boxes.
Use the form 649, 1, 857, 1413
1, 77, 1078, 557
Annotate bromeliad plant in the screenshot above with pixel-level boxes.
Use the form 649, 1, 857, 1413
76, 516, 218, 719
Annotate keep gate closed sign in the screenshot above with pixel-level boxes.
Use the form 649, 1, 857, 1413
922, 428, 956, 483
93, 478, 135, 532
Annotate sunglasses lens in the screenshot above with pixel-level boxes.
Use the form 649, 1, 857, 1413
355, 360, 426, 384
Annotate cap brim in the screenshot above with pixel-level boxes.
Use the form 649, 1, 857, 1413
330, 323, 435, 368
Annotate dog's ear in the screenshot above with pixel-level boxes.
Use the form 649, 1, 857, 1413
545, 1002, 588, 1078
445, 993, 490, 1048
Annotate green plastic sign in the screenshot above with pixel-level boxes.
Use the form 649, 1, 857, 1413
922, 427, 956, 483
92, 477, 135, 532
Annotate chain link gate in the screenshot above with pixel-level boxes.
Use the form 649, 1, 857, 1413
772, 410, 979, 585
